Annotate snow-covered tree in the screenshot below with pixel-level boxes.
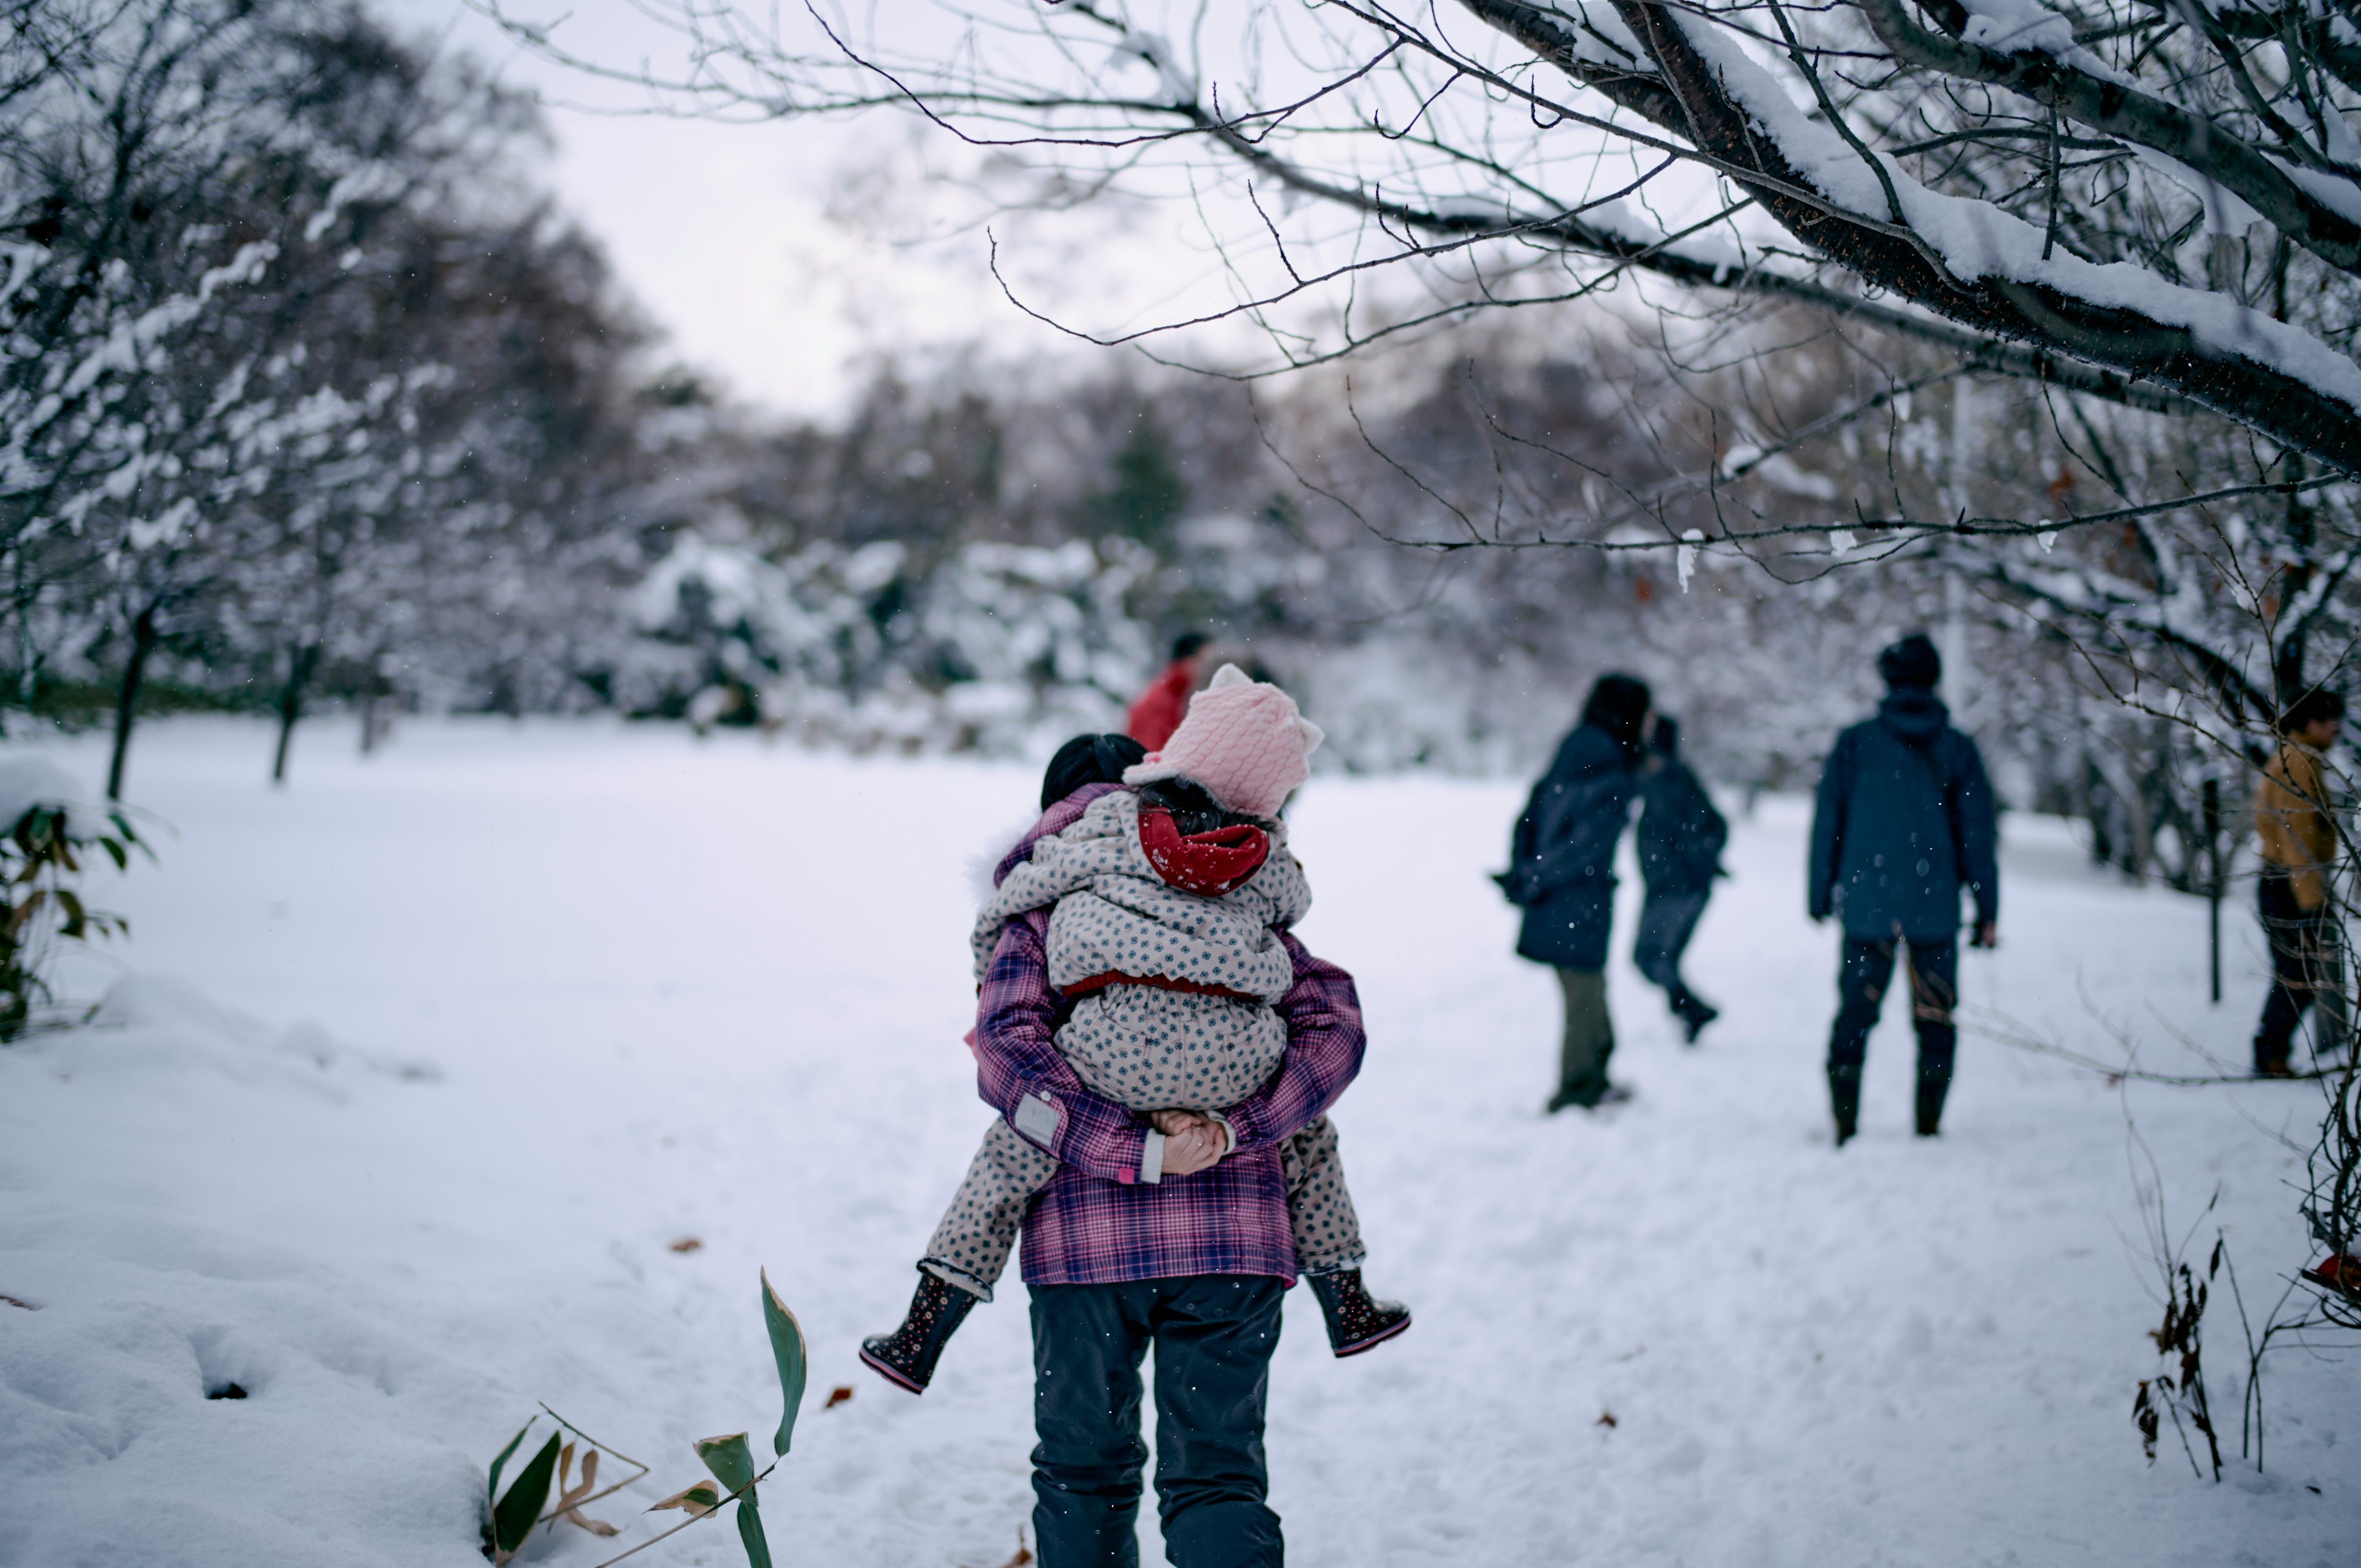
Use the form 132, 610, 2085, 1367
480, 0, 2361, 788
1, 0, 456, 790
489, 0, 2361, 480
2, 1, 657, 786
1, 0, 312, 770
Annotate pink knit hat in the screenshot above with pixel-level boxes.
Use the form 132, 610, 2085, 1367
1123, 663, 1324, 818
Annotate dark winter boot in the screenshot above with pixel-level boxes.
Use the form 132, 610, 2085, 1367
1306, 1269, 1412, 1357
1828, 1063, 1862, 1148
860, 1271, 979, 1394
1913, 1069, 1951, 1138
1674, 989, 1720, 1045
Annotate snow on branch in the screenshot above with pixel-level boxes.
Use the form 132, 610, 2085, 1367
480, 0, 2361, 475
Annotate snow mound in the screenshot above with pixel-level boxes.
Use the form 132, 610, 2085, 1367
0, 981, 493, 1568
0, 756, 98, 833
0, 1205, 489, 1568
23, 976, 441, 1091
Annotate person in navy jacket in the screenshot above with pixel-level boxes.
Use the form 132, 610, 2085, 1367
1809, 634, 1998, 1144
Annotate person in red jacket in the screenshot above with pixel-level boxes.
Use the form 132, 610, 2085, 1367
1126, 632, 1209, 749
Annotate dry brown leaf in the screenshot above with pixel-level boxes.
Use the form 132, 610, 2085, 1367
960, 1527, 1034, 1568
552, 1446, 600, 1515
0, 1295, 34, 1310
537, 1440, 598, 1537
649, 1479, 723, 1518
668, 1237, 703, 1254
824, 1385, 854, 1410
562, 1507, 622, 1537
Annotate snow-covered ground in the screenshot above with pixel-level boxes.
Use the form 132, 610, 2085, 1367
1, 718, 2351, 1567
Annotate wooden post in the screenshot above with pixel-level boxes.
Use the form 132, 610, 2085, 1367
2204, 777, 2223, 1004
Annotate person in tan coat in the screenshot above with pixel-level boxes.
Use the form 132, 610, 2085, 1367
2254, 688, 2347, 1075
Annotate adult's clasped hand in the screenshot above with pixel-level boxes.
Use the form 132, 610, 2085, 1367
1153, 1109, 1227, 1177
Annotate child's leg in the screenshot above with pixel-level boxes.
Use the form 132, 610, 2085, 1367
1284, 1116, 1412, 1356
868, 1122, 1062, 1395
921, 1119, 1061, 1302
1280, 1115, 1366, 1275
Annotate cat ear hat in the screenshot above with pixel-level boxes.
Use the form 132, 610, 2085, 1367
1123, 663, 1324, 818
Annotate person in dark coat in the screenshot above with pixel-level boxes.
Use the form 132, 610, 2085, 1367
1808, 633, 1998, 1145
1499, 673, 1652, 1111
1633, 716, 1726, 1043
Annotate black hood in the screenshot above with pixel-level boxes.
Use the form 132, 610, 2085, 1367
1041, 732, 1147, 810
1877, 687, 1949, 745
1581, 718, 1648, 765
1580, 673, 1653, 754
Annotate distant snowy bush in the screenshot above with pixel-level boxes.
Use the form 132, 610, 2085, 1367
621, 531, 1148, 756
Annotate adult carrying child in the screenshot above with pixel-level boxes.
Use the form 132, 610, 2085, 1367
863, 666, 1409, 1395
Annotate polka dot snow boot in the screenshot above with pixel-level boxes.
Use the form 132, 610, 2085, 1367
860, 1270, 980, 1394
1306, 1268, 1412, 1357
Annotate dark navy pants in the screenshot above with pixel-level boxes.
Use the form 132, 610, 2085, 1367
2256, 873, 2348, 1069
1632, 889, 1710, 1014
1029, 1275, 1286, 1568
1829, 935, 1958, 1080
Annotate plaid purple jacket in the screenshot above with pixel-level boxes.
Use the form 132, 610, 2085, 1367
974, 784, 1367, 1286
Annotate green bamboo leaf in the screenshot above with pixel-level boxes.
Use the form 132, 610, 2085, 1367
759, 1268, 807, 1458
486, 1420, 531, 1500
492, 1430, 561, 1554
734, 1497, 775, 1568
694, 1432, 775, 1568
693, 1432, 756, 1493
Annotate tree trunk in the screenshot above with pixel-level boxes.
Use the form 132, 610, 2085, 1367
358, 657, 392, 756
2273, 478, 2316, 713
2083, 754, 2114, 868
2123, 778, 2154, 884
105, 606, 157, 802
16, 577, 37, 711
272, 643, 321, 786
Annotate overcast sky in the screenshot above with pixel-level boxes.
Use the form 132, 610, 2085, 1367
374, 2, 1714, 427
380, 0, 1086, 419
